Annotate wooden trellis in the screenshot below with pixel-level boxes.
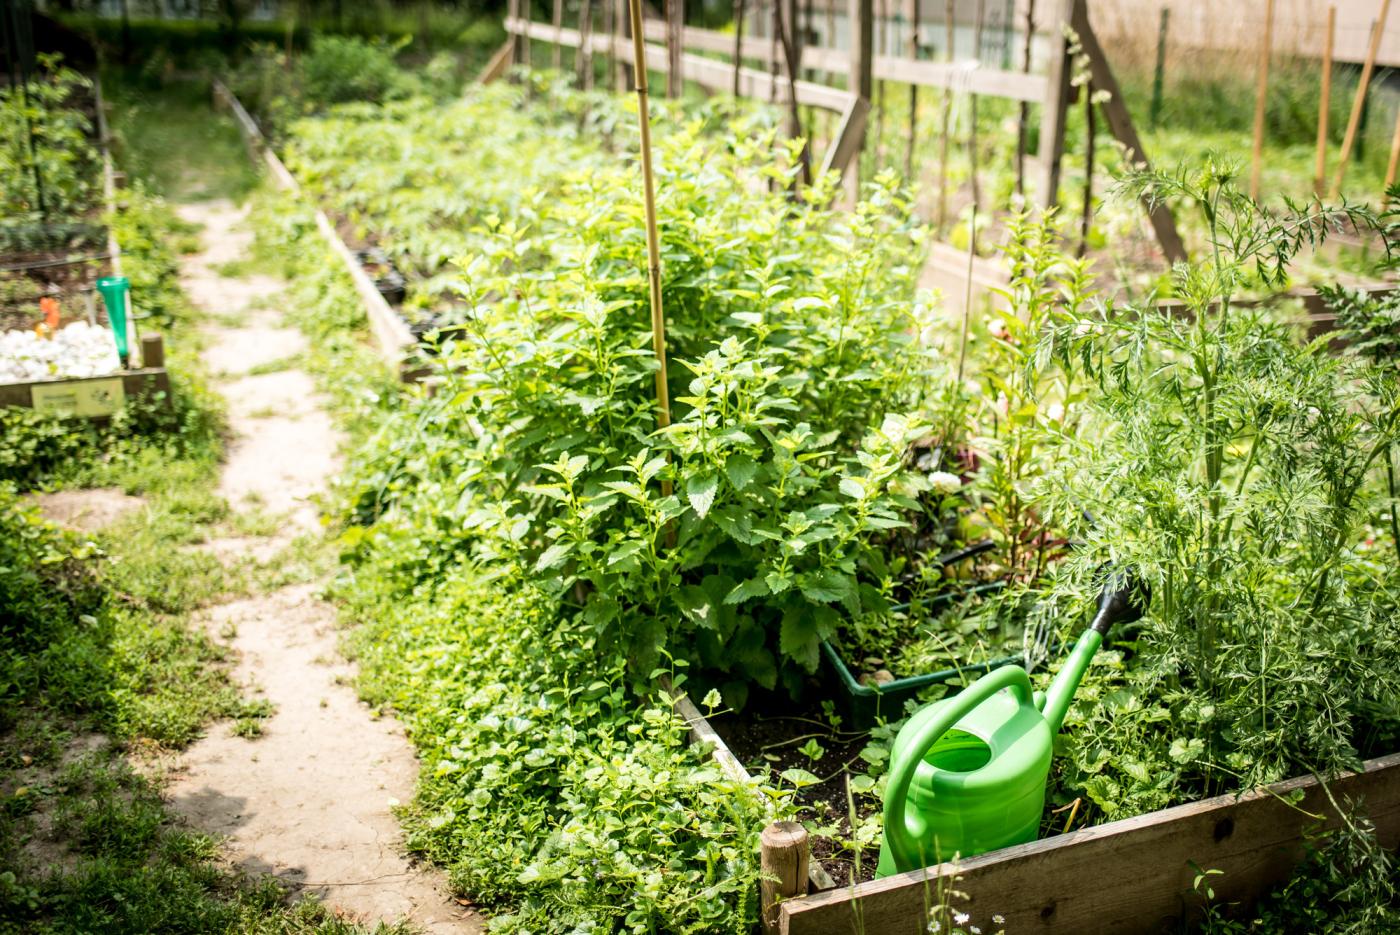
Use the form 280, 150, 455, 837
496, 0, 1187, 266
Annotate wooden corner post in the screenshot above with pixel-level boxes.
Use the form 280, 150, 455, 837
760, 820, 810, 935
1035, 0, 1072, 209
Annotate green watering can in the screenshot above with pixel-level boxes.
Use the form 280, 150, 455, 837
876, 571, 1149, 877
96, 275, 131, 366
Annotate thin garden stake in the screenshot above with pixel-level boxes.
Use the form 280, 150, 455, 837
1248, 0, 1274, 201
627, 0, 674, 444
1333, 0, 1392, 198
1386, 108, 1400, 191
1149, 7, 1168, 129
956, 204, 977, 384
969, 0, 986, 211
733, 0, 746, 96
1314, 6, 1335, 196
905, 0, 920, 180
937, 0, 954, 229
1014, 0, 1035, 197
552, 0, 564, 70
1079, 81, 1094, 257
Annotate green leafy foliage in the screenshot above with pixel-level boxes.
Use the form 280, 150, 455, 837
0, 55, 99, 227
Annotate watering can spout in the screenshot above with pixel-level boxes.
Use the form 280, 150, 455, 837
1039, 568, 1150, 733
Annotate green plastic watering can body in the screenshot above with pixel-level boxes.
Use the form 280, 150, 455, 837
876, 571, 1147, 877
96, 276, 131, 366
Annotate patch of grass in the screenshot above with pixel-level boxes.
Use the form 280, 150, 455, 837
244, 354, 302, 376
0, 738, 403, 934
104, 75, 259, 204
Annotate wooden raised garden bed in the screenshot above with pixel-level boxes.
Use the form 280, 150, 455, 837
0, 333, 169, 417
671, 686, 1400, 934
211, 79, 421, 381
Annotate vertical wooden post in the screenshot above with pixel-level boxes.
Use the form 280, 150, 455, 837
733, 0, 746, 95
1035, 0, 1073, 209
1332, 0, 1392, 198
626, 0, 672, 440
874, 0, 887, 166
905, 0, 920, 179
552, 0, 564, 70
508, 0, 526, 64
522, 0, 533, 70
1079, 80, 1095, 256
775, 0, 811, 182
936, 0, 954, 226
1149, 6, 1168, 128
140, 334, 165, 370
1314, 6, 1335, 197
603, 0, 616, 85
666, 0, 684, 97
969, 0, 986, 211
1386, 109, 1400, 191
1248, 0, 1274, 201
579, 0, 595, 88
1014, 0, 1036, 197
847, 0, 874, 203
771, 0, 781, 102
615, 0, 633, 92
760, 821, 810, 935
825, 0, 836, 60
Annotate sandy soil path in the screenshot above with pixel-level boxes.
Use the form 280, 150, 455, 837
163, 200, 481, 934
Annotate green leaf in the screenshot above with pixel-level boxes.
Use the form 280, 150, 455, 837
725, 452, 758, 491
535, 543, 571, 571
725, 577, 771, 604
686, 471, 719, 519
780, 608, 820, 672
839, 476, 866, 499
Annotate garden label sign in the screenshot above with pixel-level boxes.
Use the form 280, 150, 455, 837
30, 377, 127, 417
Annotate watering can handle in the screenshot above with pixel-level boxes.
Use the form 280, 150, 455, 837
882, 665, 1035, 873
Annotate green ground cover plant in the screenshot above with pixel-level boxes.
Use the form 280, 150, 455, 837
257, 62, 1400, 930
0, 55, 100, 230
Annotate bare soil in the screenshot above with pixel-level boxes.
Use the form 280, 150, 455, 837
32, 487, 145, 532
161, 200, 482, 934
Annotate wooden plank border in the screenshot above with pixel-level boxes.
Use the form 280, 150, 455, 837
661, 676, 836, 893
779, 754, 1400, 934
501, 16, 866, 183
210, 80, 418, 379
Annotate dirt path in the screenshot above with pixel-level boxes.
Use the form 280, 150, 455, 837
163, 200, 481, 934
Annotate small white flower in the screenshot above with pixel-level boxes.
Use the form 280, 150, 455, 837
992, 915, 1005, 925
953, 911, 970, 925
928, 471, 963, 496
1045, 401, 1065, 422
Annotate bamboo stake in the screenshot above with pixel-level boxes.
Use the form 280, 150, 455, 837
1332, 0, 1393, 199
627, 0, 673, 447
1314, 6, 1334, 197
1249, 0, 1274, 201
1386, 109, 1400, 191
937, 0, 953, 228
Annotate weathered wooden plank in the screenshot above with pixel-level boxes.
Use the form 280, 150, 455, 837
477, 39, 516, 84
0, 367, 171, 412
781, 752, 1400, 935
661, 676, 837, 893
508, 17, 851, 112
1035, 0, 1073, 208
212, 80, 418, 376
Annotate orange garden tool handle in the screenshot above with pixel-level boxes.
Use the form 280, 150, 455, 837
882, 665, 1035, 873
